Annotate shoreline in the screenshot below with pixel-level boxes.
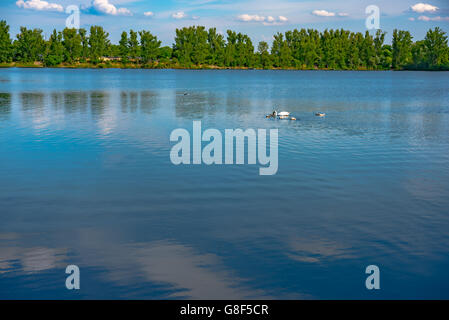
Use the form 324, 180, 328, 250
1, 62, 448, 71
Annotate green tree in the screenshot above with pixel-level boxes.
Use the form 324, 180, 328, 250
192, 26, 209, 65
62, 28, 82, 63
0, 20, 12, 63
235, 32, 254, 67
224, 30, 237, 67
374, 30, 386, 69
381, 44, 392, 69
347, 32, 363, 69
78, 28, 89, 62
108, 44, 120, 57
361, 31, 376, 69
119, 31, 129, 63
173, 27, 194, 65
128, 30, 140, 62
392, 29, 413, 69
320, 29, 337, 69
272, 32, 291, 68
173, 26, 209, 66
304, 29, 320, 69
257, 41, 272, 68
139, 30, 161, 64
333, 29, 350, 69
207, 28, 225, 66
14, 27, 45, 62
158, 46, 172, 60
88, 26, 110, 63
411, 41, 427, 68
424, 27, 448, 67
44, 29, 64, 66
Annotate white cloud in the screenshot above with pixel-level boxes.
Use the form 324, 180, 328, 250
409, 17, 416, 21
312, 10, 347, 18
418, 15, 449, 21
411, 3, 439, 13
417, 15, 431, 20
172, 11, 187, 19
144, 11, 154, 17
170, 11, 199, 20
312, 10, 335, 17
16, 0, 63, 12
238, 14, 265, 22
278, 15, 288, 22
92, 0, 132, 16
237, 14, 288, 24
117, 8, 132, 15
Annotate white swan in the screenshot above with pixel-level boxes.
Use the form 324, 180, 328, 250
266, 109, 295, 120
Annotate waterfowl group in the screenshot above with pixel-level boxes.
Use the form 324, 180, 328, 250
265, 110, 277, 118
266, 110, 297, 120
266, 109, 326, 120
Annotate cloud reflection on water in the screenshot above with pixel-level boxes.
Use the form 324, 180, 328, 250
0, 231, 269, 299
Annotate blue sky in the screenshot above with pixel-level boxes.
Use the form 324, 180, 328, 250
2, 0, 449, 45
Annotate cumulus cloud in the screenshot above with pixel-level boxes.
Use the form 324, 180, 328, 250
312, 10, 348, 17
312, 10, 335, 17
411, 3, 439, 13
418, 15, 449, 21
170, 11, 199, 20
237, 14, 288, 24
278, 16, 288, 22
16, 0, 63, 12
92, 0, 132, 16
238, 14, 265, 22
144, 11, 154, 17
172, 11, 187, 19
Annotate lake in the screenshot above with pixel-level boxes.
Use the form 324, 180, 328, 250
0, 68, 448, 299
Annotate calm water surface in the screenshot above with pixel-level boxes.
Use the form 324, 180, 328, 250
0, 69, 448, 299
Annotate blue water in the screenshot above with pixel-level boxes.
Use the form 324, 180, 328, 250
0, 68, 448, 299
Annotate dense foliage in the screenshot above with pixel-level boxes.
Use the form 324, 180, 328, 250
0, 20, 448, 70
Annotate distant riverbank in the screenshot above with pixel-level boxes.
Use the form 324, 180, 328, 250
2, 20, 448, 72
1, 61, 448, 71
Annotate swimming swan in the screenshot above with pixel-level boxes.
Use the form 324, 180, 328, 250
266, 110, 296, 120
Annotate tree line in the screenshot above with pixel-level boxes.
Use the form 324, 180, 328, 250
0, 20, 448, 70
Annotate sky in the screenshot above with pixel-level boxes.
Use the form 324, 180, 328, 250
1, 0, 449, 46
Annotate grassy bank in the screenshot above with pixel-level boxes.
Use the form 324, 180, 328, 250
1, 61, 448, 71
